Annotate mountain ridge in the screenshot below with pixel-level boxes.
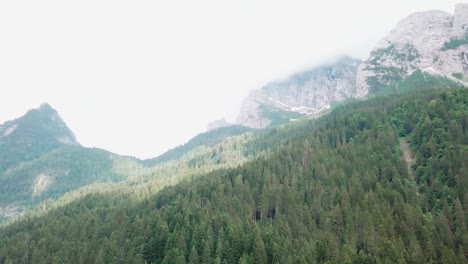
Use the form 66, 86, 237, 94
234, 4, 468, 129
0, 5, 467, 262
0, 103, 149, 219
357, 3, 468, 94
1, 88, 467, 262
236, 56, 362, 128
0, 103, 79, 174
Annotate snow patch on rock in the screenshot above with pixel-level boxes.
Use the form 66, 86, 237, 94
0, 204, 24, 218
2, 124, 17, 137
57, 136, 77, 145
33, 174, 52, 196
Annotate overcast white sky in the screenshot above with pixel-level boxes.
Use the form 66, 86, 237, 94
0, 0, 465, 159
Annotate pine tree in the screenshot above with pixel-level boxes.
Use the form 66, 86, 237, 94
189, 245, 199, 264
253, 236, 267, 264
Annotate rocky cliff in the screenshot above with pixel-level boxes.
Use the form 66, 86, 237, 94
237, 57, 362, 128
357, 4, 468, 94
236, 4, 468, 128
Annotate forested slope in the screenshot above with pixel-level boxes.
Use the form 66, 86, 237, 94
0, 89, 467, 263
143, 126, 253, 167
0, 146, 144, 209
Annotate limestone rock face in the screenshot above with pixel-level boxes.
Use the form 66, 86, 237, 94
234, 4, 468, 129
237, 57, 362, 128
451, 4, 468, 39
357, 4, 468, 94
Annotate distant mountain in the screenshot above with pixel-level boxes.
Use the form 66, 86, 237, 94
236, 57, 362, 128
0, 103, 257, 221
235, 4, 468, 128
0, 103, 78, 173
0, 103, 144, 219
2, 88, 467, 263
1, 5, 468, 262
357, 3, 468, 94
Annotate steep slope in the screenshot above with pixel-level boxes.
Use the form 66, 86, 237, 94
0, 103, 78, 173
357, 4, 468, 94
0, 146, 142, 207
235, 5, 468, 130
0, 104, 146, 219
143, 125, 253, 167
237, 57, 362, 128
1, 89, 467, 263
0, 111, 262, 222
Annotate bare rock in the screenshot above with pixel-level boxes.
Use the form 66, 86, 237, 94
237, 57, 362, 128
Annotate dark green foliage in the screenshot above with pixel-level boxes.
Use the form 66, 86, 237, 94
442, 35, 468, 50
369, 43, 419, 65
371, 70, 461, 95
407, 90, 468, 211
0, 146, 133, 207
258, 103, 305, 127
366, 66, 405, 93
390, 71, 462, 94
1, 89, 468, 263
365, 42, 460, 94
452, 72, 464, 80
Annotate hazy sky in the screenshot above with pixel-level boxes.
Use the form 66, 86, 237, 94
0, 0, 465, 159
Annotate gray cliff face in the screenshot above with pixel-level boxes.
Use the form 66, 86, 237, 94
237, 57, 362, 128
235, 4, 468, 129
451, 4, 468, 39
357, 4, 468, 94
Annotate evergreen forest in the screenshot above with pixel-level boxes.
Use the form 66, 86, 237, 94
1, 88, 468, 263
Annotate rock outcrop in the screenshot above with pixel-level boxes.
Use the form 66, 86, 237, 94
237, 57, 362, 128
357, 4, 468, 94
234, 4, 468, 129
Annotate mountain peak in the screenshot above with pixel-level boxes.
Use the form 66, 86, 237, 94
356, 5, 468, 94
39, 102, 53, 110
30, 102, 58, 117
0, 104, 78, 172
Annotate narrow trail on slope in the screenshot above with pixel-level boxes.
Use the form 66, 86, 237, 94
399, 139, 419, 196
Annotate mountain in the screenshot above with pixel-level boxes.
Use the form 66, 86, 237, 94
235, 4, 468, 129
356, 3, 468, 94
1, 88, 467, 263
0, 103, 78, 174
0, 103, 257, 221
236, 57, 362, 128
0, 103, 145, 219
1, 5, 468, 263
